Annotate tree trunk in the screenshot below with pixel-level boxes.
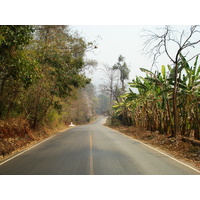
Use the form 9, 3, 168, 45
172, 62, 179, 137
194, 101, 200, 140
166, 98, 173, 135
122, 79, 125, 93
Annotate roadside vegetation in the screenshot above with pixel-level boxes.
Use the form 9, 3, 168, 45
0, 25, 98, 157
111, 26, 200, 140
105, 26, 200, 168
1, 25, 200, 166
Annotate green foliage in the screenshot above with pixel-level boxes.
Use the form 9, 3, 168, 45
113, 55, 130, 92
0, 25, 37, 118
113, 56, 200, 139
0, 25, 95, 129
46, 108, 60, 127
0, 25, 33, 50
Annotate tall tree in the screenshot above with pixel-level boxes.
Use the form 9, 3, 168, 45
24, 25, 91, 128
100, 64, 119, 110
113, 55, 130, 93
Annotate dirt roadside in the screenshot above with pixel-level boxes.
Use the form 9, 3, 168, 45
0, 125, 70, 163
0, 116, 99, 163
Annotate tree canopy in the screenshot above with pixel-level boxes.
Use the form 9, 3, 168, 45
0, 25, 95, 129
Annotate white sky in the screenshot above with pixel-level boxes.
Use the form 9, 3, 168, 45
71, 25, 162, 86
70, 25, 200, 87
72, 26, 144, 82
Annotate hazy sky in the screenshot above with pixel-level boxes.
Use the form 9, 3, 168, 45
71, 25, 171, 86
71, 25, 200, 88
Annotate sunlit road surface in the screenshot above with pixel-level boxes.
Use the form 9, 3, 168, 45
0, 116, 199, 175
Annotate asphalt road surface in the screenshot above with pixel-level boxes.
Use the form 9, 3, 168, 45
0, 116, 199, 175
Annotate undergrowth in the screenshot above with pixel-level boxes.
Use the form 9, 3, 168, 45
0, 117, 67, 159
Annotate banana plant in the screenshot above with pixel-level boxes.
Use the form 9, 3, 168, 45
178, 55, 200, 139
112, 57, 200, 140
139, 66, 174, 133
112, 89, 137, 125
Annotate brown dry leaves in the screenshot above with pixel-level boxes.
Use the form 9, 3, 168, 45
0, 118, 68, 160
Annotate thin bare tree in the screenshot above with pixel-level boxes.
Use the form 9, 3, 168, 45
99, 64, 120, 109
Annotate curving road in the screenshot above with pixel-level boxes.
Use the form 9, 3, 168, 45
0, 116, 199, 175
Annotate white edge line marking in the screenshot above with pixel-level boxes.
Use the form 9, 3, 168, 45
0, 128, 72, 166
103, 125, 200, 174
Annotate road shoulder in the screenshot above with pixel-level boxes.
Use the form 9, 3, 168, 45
0, 126, 73, 164
105, 124, 200, 173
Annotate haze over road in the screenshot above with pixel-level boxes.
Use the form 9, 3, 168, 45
0, 116, 199, 175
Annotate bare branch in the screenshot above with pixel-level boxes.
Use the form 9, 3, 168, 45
163, 26, 176, 63
142, 25, 200, 67
187, 53, 200, 63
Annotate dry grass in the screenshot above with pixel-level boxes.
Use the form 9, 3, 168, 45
0, 118, 68, 160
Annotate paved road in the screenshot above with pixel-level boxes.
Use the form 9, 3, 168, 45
0, 116, 199, 175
